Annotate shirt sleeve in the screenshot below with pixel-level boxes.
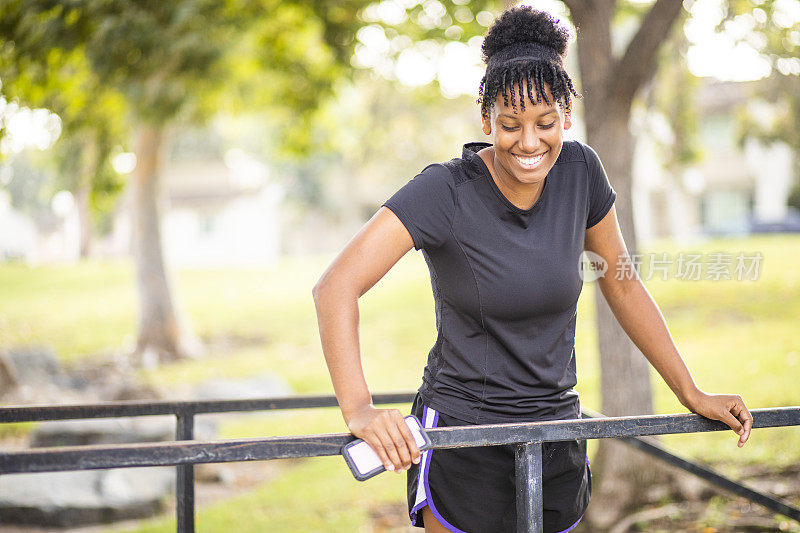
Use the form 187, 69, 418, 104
581, 143, 617, 229
381, 163, 456, 251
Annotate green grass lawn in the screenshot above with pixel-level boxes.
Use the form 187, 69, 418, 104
1, 234, 799, 531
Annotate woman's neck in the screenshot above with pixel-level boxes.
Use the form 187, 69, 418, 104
478, 147, 543, 210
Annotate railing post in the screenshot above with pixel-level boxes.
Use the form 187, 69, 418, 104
176, 410, 195, 533
515, 441, 543, 533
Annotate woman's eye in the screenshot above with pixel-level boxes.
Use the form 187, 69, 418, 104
539, 122, 556, 129
500, 125, 519, 131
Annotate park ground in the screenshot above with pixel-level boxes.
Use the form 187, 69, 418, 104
1, 234, 799, 532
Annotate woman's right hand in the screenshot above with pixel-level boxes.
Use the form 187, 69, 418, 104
345, 404, 422, 472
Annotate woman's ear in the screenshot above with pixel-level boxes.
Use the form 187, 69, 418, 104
563, 108, 572, 131
482, 113, 492, 135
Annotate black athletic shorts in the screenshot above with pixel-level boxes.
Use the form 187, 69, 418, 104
407, 394, 591, 533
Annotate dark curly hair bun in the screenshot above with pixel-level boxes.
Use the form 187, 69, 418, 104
477, 6, 580, 119
481, 6, 569, 63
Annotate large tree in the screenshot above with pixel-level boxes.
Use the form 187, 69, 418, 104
559, 0, 798, 525
0, 0, 376, 364
554, 0, 690, 525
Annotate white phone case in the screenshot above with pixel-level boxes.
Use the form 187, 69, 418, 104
342, 415, 430, 481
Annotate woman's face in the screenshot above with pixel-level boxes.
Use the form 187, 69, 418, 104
481, 82, 571, 187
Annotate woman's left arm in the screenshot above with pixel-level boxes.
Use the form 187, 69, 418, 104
584, 205, 753, 447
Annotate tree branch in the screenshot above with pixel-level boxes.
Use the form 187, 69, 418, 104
562, 0, 615, 15
611, 0, 685, 108
561, 0, 589, 14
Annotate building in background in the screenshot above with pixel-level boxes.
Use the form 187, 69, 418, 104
106, 147, 283, 267
0, 190, 38, 261
632, 78, 797, 244
162, 150, 283, 267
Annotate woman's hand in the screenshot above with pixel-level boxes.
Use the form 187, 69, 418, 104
345, 404, 422, 472
685, 390, 753, 447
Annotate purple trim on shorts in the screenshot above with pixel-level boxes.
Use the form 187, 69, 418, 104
409, 406, 431, 527
408, 406, 468, 533
422, 410, 468, 533
556, 513, 583, 533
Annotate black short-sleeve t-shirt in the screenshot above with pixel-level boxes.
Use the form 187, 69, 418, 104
382, 140, 616, 424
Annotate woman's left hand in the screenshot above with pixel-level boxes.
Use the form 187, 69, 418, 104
685, 391, 753, 447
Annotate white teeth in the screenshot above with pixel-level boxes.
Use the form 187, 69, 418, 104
514, 151, 547, 167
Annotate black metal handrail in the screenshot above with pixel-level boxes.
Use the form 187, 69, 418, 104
0, 392, 416, 532
0, 392, 417, 421
2, 397, 799, 532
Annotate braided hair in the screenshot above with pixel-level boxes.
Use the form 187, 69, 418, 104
477, 6, 581, 120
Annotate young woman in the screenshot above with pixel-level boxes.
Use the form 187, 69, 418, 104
313, 6, 753, 532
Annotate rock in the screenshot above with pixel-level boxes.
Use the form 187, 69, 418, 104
195, 463, 238, 485
111, 381, 163, 401
0, 346, 66, 387
189, 374, 293, 428
31, 415, 217, 447
0, 467, 174, 527
0, 345, 172, 406
0, 345, 97, 404
192, 374, 292, 401
0, 346, 85, 402
0, 354, 16, 391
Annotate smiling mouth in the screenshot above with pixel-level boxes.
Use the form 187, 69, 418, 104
513, 150, 548, 169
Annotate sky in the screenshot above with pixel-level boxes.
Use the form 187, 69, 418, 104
2, 0, 798, 156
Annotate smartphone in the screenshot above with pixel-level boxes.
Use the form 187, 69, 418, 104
342, 414, 431, 481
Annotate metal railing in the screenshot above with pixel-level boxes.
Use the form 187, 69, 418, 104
1, 395, 799, 533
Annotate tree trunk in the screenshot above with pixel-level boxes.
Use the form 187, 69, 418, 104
131, 123, 200, 366
75, 138, 97, 259
585, 114, 671, 528
0, 353, 18, 398
75, 183, 92, 259
563, 0, 687, 526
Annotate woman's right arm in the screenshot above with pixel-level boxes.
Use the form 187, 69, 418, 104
312, 206, 421, 472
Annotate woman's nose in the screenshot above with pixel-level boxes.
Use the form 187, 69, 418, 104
519, 127, 541, 153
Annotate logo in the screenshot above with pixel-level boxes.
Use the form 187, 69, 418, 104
579, 251, 607, 282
